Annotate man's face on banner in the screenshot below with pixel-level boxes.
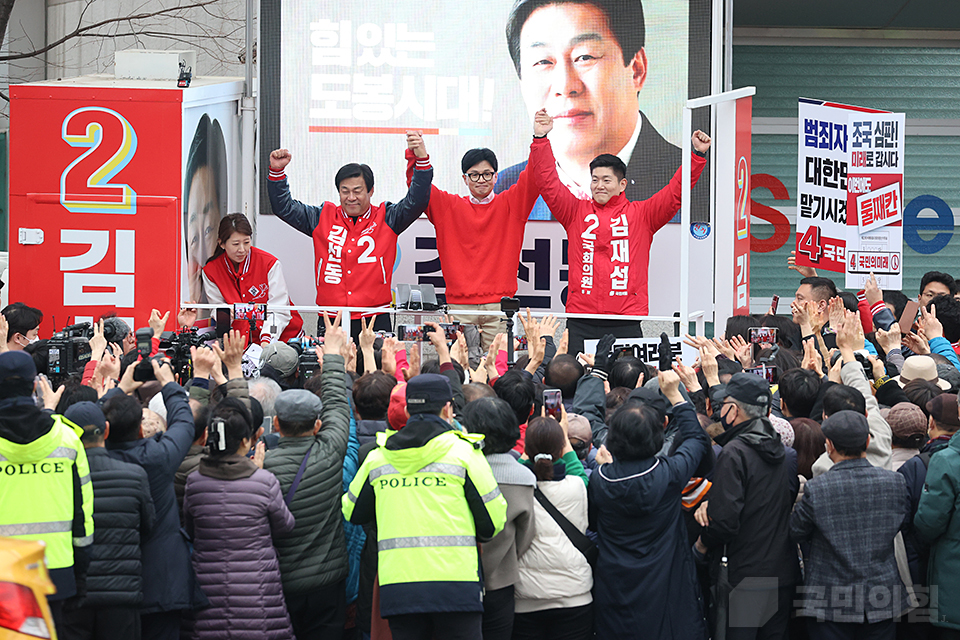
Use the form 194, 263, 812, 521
518, 2, 647, 162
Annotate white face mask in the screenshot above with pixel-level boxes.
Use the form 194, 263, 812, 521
17, 335, 38, 347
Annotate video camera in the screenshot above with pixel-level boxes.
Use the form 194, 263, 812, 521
47, 322, 93, 388
134, 326, 216, 383
287, 336, 324, 380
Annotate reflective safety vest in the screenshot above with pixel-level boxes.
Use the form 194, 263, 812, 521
0, 415, 94, 571
343, 426, 507, 616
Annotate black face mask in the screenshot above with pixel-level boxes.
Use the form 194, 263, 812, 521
719, 403, 737, 430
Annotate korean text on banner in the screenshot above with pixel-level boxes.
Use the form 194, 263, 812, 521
845, 112, 905, 290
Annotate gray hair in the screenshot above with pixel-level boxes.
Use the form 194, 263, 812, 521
249, 378, 282, 417
729, 397, 767, 421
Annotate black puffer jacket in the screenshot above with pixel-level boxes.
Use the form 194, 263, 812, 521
80, 448, 155, 607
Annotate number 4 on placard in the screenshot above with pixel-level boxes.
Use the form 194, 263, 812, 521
797, 225, 822, 262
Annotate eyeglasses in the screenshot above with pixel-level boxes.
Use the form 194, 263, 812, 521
466, 171, 496, 182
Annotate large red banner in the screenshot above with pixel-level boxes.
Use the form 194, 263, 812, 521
10, 86, 183, 335
733, 96, 752, 315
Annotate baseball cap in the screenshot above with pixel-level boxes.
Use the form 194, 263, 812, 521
64, 401, 107, 436
260, 342, 299, 377
882, 402, 927, 441
0, 351, 36, 383
719, 373, 772, 410
274, 389, 322, 423
821, 410, 870, 451
627, 386, 669, 423
927, 393, 960, 429
405, 374, 453, 415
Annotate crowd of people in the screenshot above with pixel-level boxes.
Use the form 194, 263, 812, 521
2, 262, 960, 640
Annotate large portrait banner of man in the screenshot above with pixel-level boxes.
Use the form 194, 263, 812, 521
261, 0, 713, 315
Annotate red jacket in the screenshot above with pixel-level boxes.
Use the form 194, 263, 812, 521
405, 150, 539, 304
202, 247, 303, 344
267, 161, 433, 317
528, 137, 706, 315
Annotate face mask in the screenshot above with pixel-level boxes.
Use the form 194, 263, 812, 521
720, 404, 737, 430
17, 335, 38, 347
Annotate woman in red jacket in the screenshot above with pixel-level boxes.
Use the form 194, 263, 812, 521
202, 213, 304, 345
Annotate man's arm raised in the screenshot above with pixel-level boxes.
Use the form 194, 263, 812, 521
528, 109, 580, 227
266, 148, 326, 236
641, 130, 710, 233
385, 130, 434, 234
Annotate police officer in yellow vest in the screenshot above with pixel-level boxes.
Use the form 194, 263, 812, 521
344, 373, 507, 640
0, 351, 94, 632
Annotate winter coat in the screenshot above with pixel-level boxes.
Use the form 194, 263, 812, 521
481, 453, 537, 591
898, 435, 951, 585
104, 383, 208, 613
263, 353, 350, 594
701, 415, 800, 586
514, 464, 592, 613
914, 431, 960, 630
80, 448, 155, 608
791, 458, 911, 622
357, 419, 390, 449
184, 453, 296, 639
588, 402, 711, 639
174, 444, 204, 524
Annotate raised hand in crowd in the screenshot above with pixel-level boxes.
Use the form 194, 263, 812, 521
95, 350, 121, 385
835, 310, 864, 360
381, 337, 400, 377
345, 342, 358, 374
190, 345, 219, 382
875, 323, 901, 355
0, 314, 7, 354
538, 314, 559, 342
902, 329, 930, 355
592, 334, 617, 379
89, 319, 108, 362
151, 357, 177, 387
691, 130, 712, 153
711, 337, 736, 361
252, 441, 266, 469
425, 321, 452, 365
37, 374, 65, 411
321, 311, 346, 358
684, 334, 721, 360
118, 357, 143, 395
406, 130, 428, 159
534, 108, 553, 137
867, 354, 886, 381
359, 315, 378, 374
595, 444, 613, 466
525, 323, 546, 376
790, 299, 814, 335
699, 346, 721, 388
178, 304, 198, 329
787, 249, 818, 277
673, 357, 701, 393
827, 297, 846, 332
827, 353, 843, 383
801, 338, 824, 374
864, 272, 883, 307
269, 148, 292, 171
556, 329, 569, 356
149, 308, 170, 339
485, 333, 504, 381
450, 331, 470, 371
405, 342, 421, 382
730, 334, 753, 368
657, 368, 685, 406
213, 329, 246, 381
919, 302, 944, 340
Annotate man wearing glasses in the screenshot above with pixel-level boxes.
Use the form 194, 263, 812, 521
405, 132, 541, 352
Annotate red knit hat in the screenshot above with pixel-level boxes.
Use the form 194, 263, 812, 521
387, 382, 408, 430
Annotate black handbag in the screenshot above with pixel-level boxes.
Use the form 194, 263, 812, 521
533, 487, 598, 568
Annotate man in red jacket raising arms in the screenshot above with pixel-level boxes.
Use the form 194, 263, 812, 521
268, 133, 433, 338
530, 108, 711, 355
405, 132, 540, 353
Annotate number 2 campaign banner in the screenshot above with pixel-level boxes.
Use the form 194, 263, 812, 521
795, 98, 905, 290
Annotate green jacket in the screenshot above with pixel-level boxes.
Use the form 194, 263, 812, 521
343, 413, 507, 617
915, 431, 960, 630
263, 354, 350, 593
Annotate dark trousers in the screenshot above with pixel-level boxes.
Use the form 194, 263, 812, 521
807, 618, 895, 640
285, 579, 347, 640
566, 317, 642, 359
140, 610, 180, 640
725, 584, 794, 640
511, 603, 594, 640
482, 585, 515, 640
388, 612, 483, 640
61, 604, 141, 640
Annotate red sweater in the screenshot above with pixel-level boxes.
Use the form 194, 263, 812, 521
406, 150, 539, 304
529, 137, 705, 315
